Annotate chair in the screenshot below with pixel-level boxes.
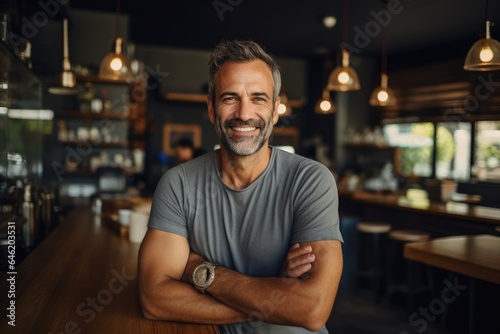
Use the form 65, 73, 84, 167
385, 229, 434, 310
356, 221, 392, 300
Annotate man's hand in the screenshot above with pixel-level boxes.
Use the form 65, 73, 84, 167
182, 242, 315, 285
280, 243, 316, 278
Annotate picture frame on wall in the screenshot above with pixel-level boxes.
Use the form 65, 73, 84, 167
163, 124, 202, 156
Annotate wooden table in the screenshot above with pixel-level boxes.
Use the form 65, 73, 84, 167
404, 234, 500, 284
404, 234, 500, 334
0, 207, 219, 334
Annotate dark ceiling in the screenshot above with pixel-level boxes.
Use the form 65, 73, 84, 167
9, 0, 500, 67
65, 0, 500, 62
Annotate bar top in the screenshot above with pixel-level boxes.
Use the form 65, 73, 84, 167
404, 234, 500, 284
0, 207, 219, 334
339, 189, 500, 226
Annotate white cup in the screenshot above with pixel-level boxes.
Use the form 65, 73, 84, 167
118, 209, 132, 226
129, 211, 149, 243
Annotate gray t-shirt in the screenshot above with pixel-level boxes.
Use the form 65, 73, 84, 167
149, 147, 342, 333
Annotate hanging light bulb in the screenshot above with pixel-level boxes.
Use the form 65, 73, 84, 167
370, 29, 397, 107
326, 49, 361, 92
370, 73, 396, 107
464, 20, 500, 71
98, 0, 134, 81
315, 89, 335, 114
325, 0, 360, 92
464, 0, 500, 71
48, 18, 81, 95
99, 36, 133, 80
278, 92, 292, 116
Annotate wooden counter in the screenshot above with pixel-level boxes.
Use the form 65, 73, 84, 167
405, 235, 500, 334
339, 189, 500, 236
0, 208, 219, 334
405, 234, 500, 285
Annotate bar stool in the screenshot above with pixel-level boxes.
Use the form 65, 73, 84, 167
356, 221, 392, 300
385, 229, 434, 310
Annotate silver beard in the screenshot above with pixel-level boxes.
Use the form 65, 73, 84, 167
214, 112, 275, 156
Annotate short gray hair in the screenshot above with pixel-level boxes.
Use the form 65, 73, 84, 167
208, 40, 281, 106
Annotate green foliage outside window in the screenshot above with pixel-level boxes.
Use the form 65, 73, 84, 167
398, 123, 455, 176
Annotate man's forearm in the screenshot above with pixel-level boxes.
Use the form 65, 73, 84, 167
204, 266, 333, 331
199, 240, 343, 331
139, 276, 245, 325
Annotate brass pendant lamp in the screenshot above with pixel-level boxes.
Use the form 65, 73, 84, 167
315, 58, 335, 114
326, 0, 360, 92
370, 29, 396, 107
48, 18, 80, 95
98, 0, 133, 81
464, 0, 500, 71
315, 88, 335, 114
278, 89, 293, 117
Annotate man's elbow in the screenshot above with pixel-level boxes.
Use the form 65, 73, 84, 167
295, 294, 334, 332
299, 307, 330, 332
141, 307, 159, 320
139, 292, 163, 321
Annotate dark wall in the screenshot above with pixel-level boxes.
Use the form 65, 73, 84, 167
20, 6, 380, 192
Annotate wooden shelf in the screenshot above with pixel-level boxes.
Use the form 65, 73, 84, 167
59, 140, 128, 148
63, 167, 140, 177
164, 92, 207, 103
59, 110, 129, 119
344, 143, 394, 150
76, 74, 136, 85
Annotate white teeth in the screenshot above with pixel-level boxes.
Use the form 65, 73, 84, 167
233, 127, 256, 132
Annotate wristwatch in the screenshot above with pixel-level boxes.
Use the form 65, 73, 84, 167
192, 261, 218, 293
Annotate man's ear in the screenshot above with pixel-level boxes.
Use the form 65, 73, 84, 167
207, 96, 215, 124
273, 96, 281, 125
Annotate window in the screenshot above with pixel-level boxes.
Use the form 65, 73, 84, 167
474, 121, 500, 181
435, 122, 471, 181
383, 123, 434, 177
383, 121, 500, 182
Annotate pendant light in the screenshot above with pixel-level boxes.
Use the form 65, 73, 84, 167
98, 0, 133, 81
315, 58, 335, 114
464, 0, 500, 71
48, 18, 79, 95
370, 29, 396, 107
278, 90, 292, 117
315, 89, 335, 114
326, 0, 360, 92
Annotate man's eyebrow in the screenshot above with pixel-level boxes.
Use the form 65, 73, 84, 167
218, 92, 271, 99
252, 92, 271, 99
218, 92, 238, 99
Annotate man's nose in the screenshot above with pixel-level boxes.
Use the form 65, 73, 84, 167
233, 98, 252, 120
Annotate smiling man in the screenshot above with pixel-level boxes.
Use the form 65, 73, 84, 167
138, 40, 343, 333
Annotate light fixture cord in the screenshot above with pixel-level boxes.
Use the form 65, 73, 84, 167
382, 28, 387, 74
116, 0, 121, 38
343, 0, 349, 46
485, 0, 489, 23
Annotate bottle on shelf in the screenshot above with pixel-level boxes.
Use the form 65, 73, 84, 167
0, 13, 8, 45
17, 40, 33, 70
22, 183, 37, 251
24, 40, 32, 70
90, 95, 103, 114
101, 87, 112, 113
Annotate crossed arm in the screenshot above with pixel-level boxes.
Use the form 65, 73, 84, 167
138, 228, 343, 331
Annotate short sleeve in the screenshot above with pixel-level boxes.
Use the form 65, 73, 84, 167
290, 162, 342, 244
148, 166, 189, 238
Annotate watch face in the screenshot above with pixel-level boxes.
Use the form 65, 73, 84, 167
194, 266, 209, 286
